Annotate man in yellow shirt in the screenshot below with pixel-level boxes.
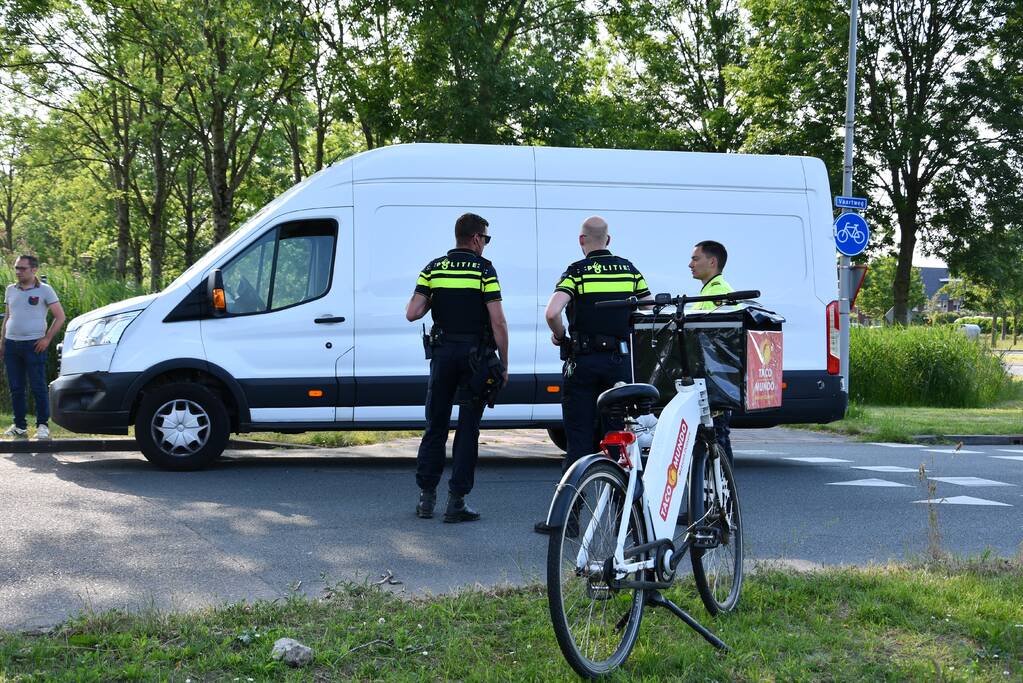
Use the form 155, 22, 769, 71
688, 240, 735, 464
689, 240, 733, 310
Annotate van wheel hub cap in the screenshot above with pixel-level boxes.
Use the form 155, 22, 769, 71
152, 399, 210, 456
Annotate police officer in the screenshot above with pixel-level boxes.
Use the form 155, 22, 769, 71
535, 216, 651, 534
405, 213, 509, 523
689, 239, 735, 464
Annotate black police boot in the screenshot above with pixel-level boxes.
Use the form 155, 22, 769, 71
443, 494, 481, 523
416, 489, 436, 519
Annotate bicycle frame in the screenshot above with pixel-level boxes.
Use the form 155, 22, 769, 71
568, 377, 720, 580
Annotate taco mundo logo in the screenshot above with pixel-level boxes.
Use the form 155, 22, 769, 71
659, 418, 689, 521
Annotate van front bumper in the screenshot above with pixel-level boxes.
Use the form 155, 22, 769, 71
50, 371, 139, 435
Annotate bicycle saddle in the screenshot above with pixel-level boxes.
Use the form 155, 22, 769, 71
596, 382, 659, 417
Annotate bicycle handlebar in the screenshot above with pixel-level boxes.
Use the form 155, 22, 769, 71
594, 290, 761, 309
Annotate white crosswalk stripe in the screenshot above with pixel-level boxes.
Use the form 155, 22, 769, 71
991, 456, 1023, 462
930, 477, 1015, 487
852, 465, 919, 473
784, 457, 852, 464
924, 448, 983, 454
827, 478, 910, 487
868, 443, 925, 448
913, 495, 1011, 507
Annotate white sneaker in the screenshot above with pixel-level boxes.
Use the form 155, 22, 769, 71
34, 424, 50, 440
4, 425, 28, 439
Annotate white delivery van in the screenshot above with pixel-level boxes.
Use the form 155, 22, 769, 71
51, 143, 846, 469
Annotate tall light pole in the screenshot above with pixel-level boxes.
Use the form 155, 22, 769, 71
839, 0, 860, 392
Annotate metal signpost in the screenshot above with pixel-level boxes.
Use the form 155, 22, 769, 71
838, 0, 861, 394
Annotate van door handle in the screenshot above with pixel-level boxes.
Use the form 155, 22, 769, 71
315, 316, 346, 324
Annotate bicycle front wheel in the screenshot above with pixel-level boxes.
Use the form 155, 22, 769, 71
689, 440, 744, 615
547, 461, 647, 678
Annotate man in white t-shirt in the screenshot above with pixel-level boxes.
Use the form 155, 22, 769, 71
1, 255, 66, 439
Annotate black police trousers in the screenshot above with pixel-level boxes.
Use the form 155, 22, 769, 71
416, 341, 486, 497
561, 351, 631, 473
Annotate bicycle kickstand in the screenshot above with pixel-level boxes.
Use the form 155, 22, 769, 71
645, 591, 728, 652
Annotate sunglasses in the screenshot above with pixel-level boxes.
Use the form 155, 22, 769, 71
477, 233, 492, 245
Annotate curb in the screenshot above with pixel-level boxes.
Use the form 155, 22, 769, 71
0, 438, 318, 454
912, 434, 1023, 446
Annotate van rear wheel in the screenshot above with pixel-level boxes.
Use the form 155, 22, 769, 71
135, 382, 229, 471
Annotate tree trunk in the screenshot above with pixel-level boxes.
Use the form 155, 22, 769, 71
147, 61, 169, 292
892, 215, 917, 325
113, 165, 131, 280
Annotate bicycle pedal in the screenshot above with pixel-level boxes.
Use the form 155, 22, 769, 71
692, 525, 720, 549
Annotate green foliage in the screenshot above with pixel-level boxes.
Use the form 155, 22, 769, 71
955, 316, 1022, 336
849, 326, 1017, 408
855, 256, 926, 321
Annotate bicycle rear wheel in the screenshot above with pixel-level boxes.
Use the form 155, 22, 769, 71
689, 439, 744, 615
547, 461, 647, 678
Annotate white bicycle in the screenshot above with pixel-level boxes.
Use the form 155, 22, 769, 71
544, 289, 758, 678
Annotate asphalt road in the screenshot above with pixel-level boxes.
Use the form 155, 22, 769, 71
2, 429, 1022, 631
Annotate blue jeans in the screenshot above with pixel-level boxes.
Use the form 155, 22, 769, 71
4, 338, 49, 429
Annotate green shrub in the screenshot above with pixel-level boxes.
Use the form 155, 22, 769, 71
0, 263, 145, 414
928, 311, 962, 326
850, 325, 1018, 407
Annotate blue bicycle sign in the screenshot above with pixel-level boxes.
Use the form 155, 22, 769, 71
834, 212, 869, 256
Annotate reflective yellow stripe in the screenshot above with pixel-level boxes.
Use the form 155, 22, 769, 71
579, 281, 636, 293
433, 269, 483, 276
483, 282, 501, 293
416, 275, 430, 287
430, 278, 484, 289
578, 273, 641, 279
636, 278, 648, 291
557, 277, 576, 290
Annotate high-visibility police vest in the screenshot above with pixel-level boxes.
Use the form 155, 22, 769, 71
415, 248, 502, 335
555, 249, 650, 340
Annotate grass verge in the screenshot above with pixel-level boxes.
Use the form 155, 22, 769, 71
242, 430, 420, 448
793, 400, 1023, 442
0, 562, 1020, 681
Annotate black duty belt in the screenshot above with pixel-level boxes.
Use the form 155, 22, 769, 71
443, 333, 483, 344
573, 332, 629, 355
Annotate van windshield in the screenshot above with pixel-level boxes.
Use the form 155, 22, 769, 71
163, 171, 323, 292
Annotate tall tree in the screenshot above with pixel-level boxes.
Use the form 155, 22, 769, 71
604, 0, 748, 152
859, 0, 993, 324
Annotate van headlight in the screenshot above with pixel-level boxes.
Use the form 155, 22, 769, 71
71, 311, 141, 350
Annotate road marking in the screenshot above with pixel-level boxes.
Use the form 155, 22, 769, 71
827, 478, 910, 487
923, 448, 984, 454
913, 496, 1011, 507
930, 477, 1016, 487
851, 465, 919, 473
868, 443, 925, 448
991, 456, 1023, 462
997, 449, 1023, 454
783, 457, 852, 464
733, 449, 785, 455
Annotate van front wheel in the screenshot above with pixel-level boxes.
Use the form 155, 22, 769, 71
135, 383, 229, 471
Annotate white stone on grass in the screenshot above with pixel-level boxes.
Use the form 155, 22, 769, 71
271, 638, 314, 667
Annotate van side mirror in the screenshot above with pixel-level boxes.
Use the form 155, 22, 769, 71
207, 269, 226, 317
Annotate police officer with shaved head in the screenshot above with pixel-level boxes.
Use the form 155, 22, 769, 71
535, 216, 652, 534
406, 213, 509, 524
